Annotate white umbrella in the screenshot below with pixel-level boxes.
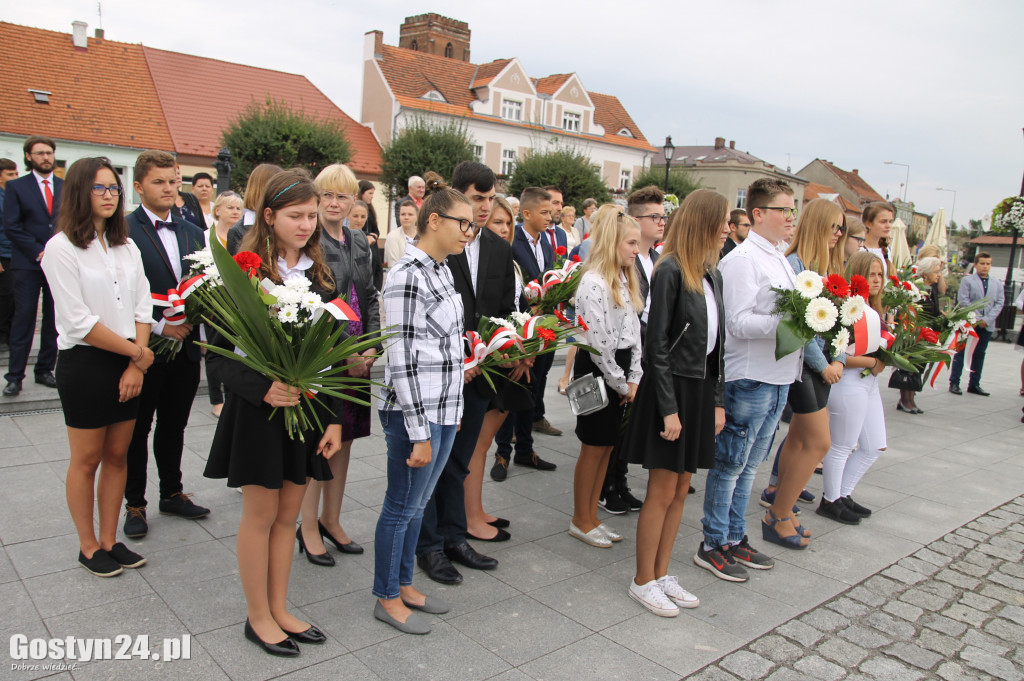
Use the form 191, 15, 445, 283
889, 217, 912, 270
924, 207, 947, 254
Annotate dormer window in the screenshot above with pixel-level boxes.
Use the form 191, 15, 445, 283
421, 90, 447, 103
28, 89, 51, 104
562, 111, 581, 133
617, 128, 633, 137
501, 99, 522, 122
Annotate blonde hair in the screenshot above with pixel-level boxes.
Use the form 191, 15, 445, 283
314, 163, 358, 195
846, 251, 884, 315
583, 204, 643, 311
488, 196, 516, 245
212, 191, 242, 223
787, 198, 845, 276
917, 244, 941, 260
660, 189, 729, 293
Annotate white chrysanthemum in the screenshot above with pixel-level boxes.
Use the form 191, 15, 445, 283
510, 311, 532, 326
277, 304, 299, 324
274, 287, 303, 306
832, 327, 850, 356
839, 296, 866, 326
300, 294, 322, 312
285, 277, 312, 292
794, 270, 824, 299
205, 265, 220, 283
805, 297, 838, 333
185, 249, 214, 267
488, 316, 516, 331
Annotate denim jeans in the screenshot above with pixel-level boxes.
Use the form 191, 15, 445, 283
373, 411, 457, 599
701, 379, 789, 547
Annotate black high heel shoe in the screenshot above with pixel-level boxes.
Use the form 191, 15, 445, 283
283, 624, 327, 644
244, 619, 300, 657
296, 526, 335, 566
318, 521, 364, 554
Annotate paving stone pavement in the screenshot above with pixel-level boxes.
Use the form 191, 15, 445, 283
0, 341, 1022, 681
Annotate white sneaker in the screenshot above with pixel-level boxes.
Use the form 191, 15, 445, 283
628, 579, 679, 617
657, 575, 700, 608
597, 523, 624, 542
569, 522, 612, 548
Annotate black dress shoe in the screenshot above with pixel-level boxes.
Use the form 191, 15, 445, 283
296, 526, 335, 566
490, 455, 508, 481
318, 521, 363, 554
444, 541, 498, 570
949, 385, 962, 395
2, 380, 21, 397
487, 517, 510, 529
158, 492, 210, 519
283, 624, 326, 644
417, 550, 463, 584
34, 372, 57, 388
123, 506, 148, 538
513, 451, 556, 471
467, 527, 511, 542
967, 385, 990, 396
244, 620, 300, 657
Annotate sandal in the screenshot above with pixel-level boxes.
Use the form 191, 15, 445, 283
761, 508, 808, 550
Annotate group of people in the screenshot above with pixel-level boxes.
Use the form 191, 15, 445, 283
3, 132, 1019, 654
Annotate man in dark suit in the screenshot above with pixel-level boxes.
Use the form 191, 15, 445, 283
541, 185, 568, 260
491, 187, 559, 481
123, 150, 210, 538
2, 136, 62, 396
417, 162, 517, 584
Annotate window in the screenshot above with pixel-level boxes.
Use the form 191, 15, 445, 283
617, 128, 634, 137
410, 39, 418, 51
736, 188, 747, 210
421, 90, 447, 103
501, 99, 522, 121
472, 145, 483, 162
619, 170, 631, 191
444, 42, 453, 58
501, 149, 517, 176
562, 111, 581, 132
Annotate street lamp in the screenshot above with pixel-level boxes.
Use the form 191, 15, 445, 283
884, 160, 910, 201
662, 136, 675, 193
936, 187, 957, 257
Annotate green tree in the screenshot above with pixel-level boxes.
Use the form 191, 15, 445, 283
506, 148, 611, 209
632, 166, 702, 201
379, 118, 476, 194
221, 98, 352, 191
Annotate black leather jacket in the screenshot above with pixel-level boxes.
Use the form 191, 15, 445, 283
644, 256, 726, 416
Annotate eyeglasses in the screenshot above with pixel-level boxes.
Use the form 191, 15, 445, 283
636, 213, 668, 224
759, 206, 799, 219
90, 184, 122, 196
850, 235, 866, 244
321, 192, 352, 203
439, 213, 474, 233
832, 223, 847, 235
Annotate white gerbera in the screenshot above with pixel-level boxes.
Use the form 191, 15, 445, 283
805, 297, 838, 333
277, 304, 299, 324
832, 327, 851, 356
839, 296, 866, 326
794, 270, 824, 299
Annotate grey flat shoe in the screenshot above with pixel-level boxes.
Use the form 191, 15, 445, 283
374, 600, 431, 635
402, 595, 449, 614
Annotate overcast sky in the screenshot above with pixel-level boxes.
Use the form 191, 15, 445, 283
7, 1, 1023, 226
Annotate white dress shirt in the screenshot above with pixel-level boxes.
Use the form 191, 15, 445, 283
31, 170, 55, 207
41, 232, 154, 350
719, 230, 802, 385
703, 278, 719, 356
141, 205, 182, 337
637, 253, 654, 324
464, 233, 481, 293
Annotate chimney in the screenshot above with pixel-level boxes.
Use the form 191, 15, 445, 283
852, 169, 859, 176
95, 28, 104, 39
72, 20, 88, 49
729, 140, 735, 150
714, 137, 725, 150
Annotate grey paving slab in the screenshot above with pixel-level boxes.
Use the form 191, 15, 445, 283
0, 547, 19, 585
601, 612, 747, 678
197, 623, 347, 681
517, 633, 678, 681
487, 542, 589, 593
271, 655, 384, 681
354, 621, 510, 681
23, 565, 154, 619
529, 570, 642, 632
137, 538, 238, 590
0, 445, 44, 468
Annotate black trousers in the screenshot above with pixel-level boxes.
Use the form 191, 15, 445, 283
495, 351, 554, 458
4, 268, 57, 382
417, 386, 491, 554
204, 351, 224, 405
124, 351, 201, 507
0, 258, 14, 344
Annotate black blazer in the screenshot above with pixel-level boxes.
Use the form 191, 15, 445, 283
635, 247, 660, 339
3, 173, 63, 270
511, 225, 553, 282
645, 256, 726, 415
128, 206, 206, 363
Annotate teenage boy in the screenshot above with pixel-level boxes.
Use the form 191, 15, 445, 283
695, 178, 802, 583
949, 252, 1003, 396
491, 187, 558, 480
600, 185, 666, 514
417, 161, 516, 584
123, 150, 210, 538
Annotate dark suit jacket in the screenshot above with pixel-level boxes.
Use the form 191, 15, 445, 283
635, 247, 661, 340
511, 225, 553, 283
3, 173, 63, 270
128, 206, 205, 363
542, 226, 568, 253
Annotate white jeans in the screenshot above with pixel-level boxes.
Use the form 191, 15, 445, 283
822, 369, 887, 502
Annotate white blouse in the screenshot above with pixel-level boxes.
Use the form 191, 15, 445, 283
575, 270, 643, 396
41, 232, 154, 350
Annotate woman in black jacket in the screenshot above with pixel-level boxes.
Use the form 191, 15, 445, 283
624, 189, 730, 617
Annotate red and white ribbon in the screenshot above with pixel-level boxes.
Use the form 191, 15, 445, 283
463, 327, 520, 369
927, 325, 979, 389
846, 307, 882, 356
315, 298, 360, 323
151, 273, 208, 325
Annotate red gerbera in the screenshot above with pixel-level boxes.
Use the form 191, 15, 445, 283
917, 328, 939, 344
571, 254, 581, 262
554, 245, 567, 256
233, 251, 262, 275
824, 274, 850, 298
576, 315, 589, 331
537, 328, 557, 343
553, 308, 570, 323
849, 274, 869, 298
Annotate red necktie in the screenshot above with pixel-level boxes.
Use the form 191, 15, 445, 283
548, 229, 556, 250
42, 179, 53, 215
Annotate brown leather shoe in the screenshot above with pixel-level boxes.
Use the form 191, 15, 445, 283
532, 418, 562, 436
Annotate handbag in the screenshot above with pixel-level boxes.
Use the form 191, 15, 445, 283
888, 368, 923, 391
565, 301, 628, 416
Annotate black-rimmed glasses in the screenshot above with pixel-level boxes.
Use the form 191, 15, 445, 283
90, 184, 122, 196
832, 223, 847, 235
439, 213, 474, 233
636, 213, 668, 224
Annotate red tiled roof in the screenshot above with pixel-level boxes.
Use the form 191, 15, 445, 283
534, 74, 571, 95
588, 92, 649, 146
968, 235, 1022, 245
470, 59, 512, 89
141, 47, 381, 175
0, 22, 173, 150
804, 182, 861, 213
818, 160, 885, 204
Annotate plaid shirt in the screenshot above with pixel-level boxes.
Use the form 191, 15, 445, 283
377, 244, 465, 441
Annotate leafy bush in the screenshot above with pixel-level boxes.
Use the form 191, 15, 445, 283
506, 148, 611, 209
632, 166, 702, 201
379, 118, 476, 194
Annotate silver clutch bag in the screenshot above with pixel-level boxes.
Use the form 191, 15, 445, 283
565, 373, 608, 416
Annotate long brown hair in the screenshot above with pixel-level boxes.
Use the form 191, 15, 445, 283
846, 251, 884, 315
240, 168, 333, 291
659, 188, 729, 293
242, 163, 284, 211
56, 157, 129, 248
787, 198, 845, 276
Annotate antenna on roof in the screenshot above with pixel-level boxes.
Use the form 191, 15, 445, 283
786, 153, 791, 173
97, 2, 103, 29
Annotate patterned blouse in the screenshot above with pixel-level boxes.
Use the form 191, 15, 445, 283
575, 270, 643, 395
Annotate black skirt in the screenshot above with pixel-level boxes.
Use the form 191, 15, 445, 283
788, 364, 831, 414
574, 348, 632, 447
488, 370, 534, 413
56, 345, 139, 429
624, 356, 717, 474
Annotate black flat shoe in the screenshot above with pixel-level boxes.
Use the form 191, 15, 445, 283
318, 521, 364, 554
244, 620, 299, 657
467, 527, 511, 542
296, 526, 335, 566
487, 517, 510, 529
841, 496, 872, 518
283, 624, 326, 644
896, 402, 920, 415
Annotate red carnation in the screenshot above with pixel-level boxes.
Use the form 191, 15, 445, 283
233, 251, 262, 275
824, 274, 850, 298
576, 315, 589, 331
902, 281, 913, 291
850, 275, 869, 298
553, 308, 570, 323
555, 245, 567, 256
917, 328, 939, 344
537, 328, 557, 343
889, 275, 900, 285
571, 254, 581, 262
